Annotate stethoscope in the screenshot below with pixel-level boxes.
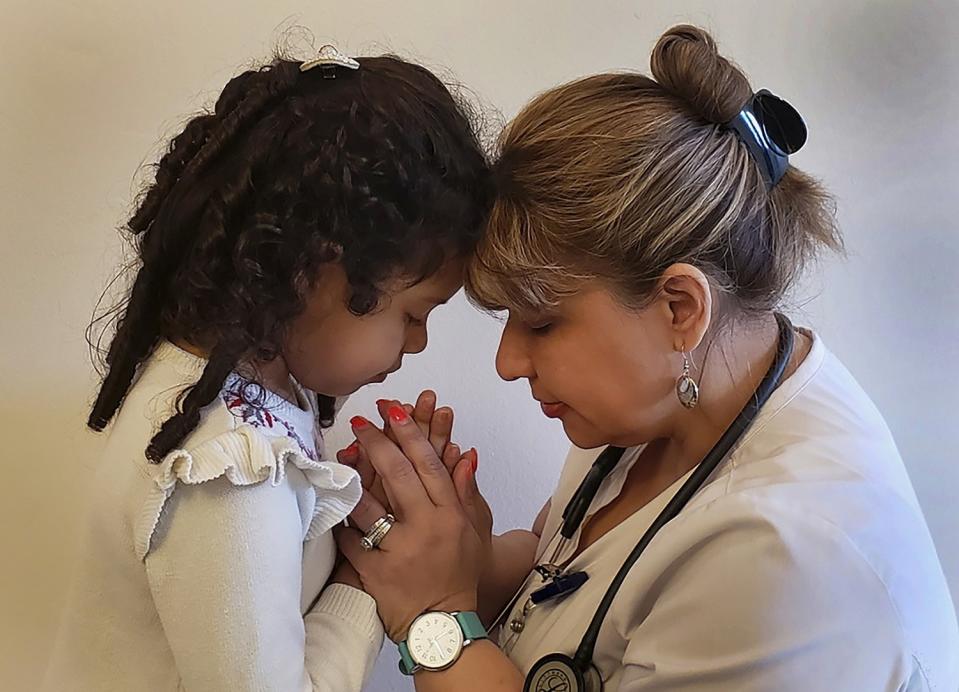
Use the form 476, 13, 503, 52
501, 314, 795, 692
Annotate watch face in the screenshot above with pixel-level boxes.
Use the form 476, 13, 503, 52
408, 612, 465, 670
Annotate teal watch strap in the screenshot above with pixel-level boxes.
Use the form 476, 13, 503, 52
398, 640, 417, 675
454, 611, 488, 642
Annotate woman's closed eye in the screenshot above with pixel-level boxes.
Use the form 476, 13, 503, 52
527, 317, 556, 334
529, 322, 552, 334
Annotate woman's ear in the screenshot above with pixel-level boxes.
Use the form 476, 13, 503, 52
655, 263, 712, 352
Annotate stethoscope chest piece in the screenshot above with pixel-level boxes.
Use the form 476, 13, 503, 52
525, 653, 603, 692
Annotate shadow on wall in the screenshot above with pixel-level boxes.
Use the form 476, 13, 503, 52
0, 387, 106, 690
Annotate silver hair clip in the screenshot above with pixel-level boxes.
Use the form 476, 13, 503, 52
299, 44, 360, 77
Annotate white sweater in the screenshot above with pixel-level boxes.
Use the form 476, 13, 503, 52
44, 342, 384, 691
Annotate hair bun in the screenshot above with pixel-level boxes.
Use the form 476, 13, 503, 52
650, 24, 752, 124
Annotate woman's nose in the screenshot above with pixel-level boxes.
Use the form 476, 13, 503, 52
495, 318, 534, 382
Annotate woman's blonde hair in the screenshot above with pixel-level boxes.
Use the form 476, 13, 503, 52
466, 25, 842, 319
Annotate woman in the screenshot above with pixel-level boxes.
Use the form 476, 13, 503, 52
336, 26, 959, 690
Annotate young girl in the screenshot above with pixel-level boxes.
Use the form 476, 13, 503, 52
43, 47, 490, 691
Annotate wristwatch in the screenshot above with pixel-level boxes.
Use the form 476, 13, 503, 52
398, 610, 488, 675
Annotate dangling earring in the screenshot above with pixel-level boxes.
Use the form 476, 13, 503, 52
676, 348, 700, 409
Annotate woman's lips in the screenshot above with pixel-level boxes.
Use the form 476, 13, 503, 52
540, 401, 568, 418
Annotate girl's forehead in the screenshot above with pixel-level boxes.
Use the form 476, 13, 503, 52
403, 261, 465, 298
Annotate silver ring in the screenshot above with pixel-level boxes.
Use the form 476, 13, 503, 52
360, 513, 395, 551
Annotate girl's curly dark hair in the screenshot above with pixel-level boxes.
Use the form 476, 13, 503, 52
88, 54, 492, 462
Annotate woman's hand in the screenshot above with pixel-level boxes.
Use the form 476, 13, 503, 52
335, 406, 486, 641
337, 391, 460, 516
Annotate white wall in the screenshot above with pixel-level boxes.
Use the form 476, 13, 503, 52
2, 1, 956, 690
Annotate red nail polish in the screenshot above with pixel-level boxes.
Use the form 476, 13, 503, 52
343, 442, 359, 457
350, 416, 369, 429
388, 405, 409, 423
469, 448, 478, 474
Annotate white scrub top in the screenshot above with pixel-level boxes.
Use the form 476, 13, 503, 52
500, 331, 959, 690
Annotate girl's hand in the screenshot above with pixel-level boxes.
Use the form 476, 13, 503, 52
328, 556, 364, 591
386, 390, 458, 462
335, 406, 485, 641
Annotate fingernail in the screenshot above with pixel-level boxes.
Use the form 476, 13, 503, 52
342, 442, 359, 457
350, 416, 370, 429
468, 448, 478, 474
388, 405, 409, 424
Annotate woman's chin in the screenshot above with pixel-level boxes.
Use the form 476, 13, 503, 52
558, 414, 609, 450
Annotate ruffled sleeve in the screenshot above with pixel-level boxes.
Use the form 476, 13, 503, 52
135, 424, 362, 560
141, 435, 381, 691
